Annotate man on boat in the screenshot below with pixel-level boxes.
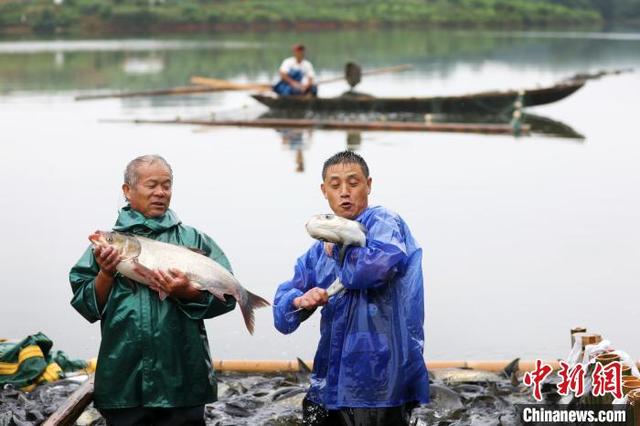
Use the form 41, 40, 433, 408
273, 151, 429, 425
69, 155, 236, 425
273, 43, 318, 96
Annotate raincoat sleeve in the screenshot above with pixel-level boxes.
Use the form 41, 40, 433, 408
69, 246, 103, 323
174, 231, 237, 320
273, 250, 317, 334
339, 211, 408, 290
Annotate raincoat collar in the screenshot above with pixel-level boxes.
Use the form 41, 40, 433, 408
113, 205, 181, 233
355, 206, 374, 221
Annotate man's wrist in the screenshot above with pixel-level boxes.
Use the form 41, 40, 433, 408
98, 269, 115, 280
179, 286, 206, 302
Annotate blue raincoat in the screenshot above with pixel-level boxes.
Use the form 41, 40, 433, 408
273, 206, 429, 409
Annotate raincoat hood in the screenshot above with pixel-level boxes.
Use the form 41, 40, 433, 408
113, 205, 181, 234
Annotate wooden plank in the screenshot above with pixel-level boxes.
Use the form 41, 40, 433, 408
121, 117, 529, 135
43, 374, 94, 426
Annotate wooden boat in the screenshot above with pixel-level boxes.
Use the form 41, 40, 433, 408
251, 80, 585, 114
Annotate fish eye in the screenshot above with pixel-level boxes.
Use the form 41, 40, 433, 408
107, 235, 113, 243
324, 214, 333, 220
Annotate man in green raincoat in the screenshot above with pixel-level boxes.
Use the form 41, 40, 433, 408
69, 154, 236, 425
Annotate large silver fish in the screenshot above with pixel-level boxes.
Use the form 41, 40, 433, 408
89, 231, 269, 334
291, 214, 367, 315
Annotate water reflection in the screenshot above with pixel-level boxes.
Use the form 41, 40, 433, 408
2, 30, 639, 94
261, 109, 585, 142
346, 132, 362, 151
1, 30, 639, 362
277, 128, 312, 173
275, 129, 365, 173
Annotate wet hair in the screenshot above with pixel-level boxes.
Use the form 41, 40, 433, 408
124, 154, 173, 186
321, 150, 369, 180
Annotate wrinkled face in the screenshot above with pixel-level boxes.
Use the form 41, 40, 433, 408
122, 162, 172, 218
321, 162, 371, 220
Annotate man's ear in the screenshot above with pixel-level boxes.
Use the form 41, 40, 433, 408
320, 183, 327, 199
367, 177, 372, 195
122, 183, 131, 202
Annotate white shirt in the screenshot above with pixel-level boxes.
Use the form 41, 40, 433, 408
279, 57, 316, 85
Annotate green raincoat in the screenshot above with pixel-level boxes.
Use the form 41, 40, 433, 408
69, 206, 236, 409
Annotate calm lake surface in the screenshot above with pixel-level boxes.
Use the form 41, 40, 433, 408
1, 29, 639, 363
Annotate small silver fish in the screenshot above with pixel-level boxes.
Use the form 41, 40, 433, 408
305, 214, 367, 263
89, 230, 269, 334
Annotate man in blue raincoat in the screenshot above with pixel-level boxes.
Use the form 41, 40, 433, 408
272, 43, 318, 96
273, 151, 429, 425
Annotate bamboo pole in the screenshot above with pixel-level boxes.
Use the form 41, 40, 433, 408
190, 64, 414, 91
316, 63, 413, 85
210, 359, 575, 373
75, 85, 223, 101
117, 117, 529, 135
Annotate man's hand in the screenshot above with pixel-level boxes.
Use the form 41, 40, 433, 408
94, 245, 121, 277
150, 268, 201, 301
293, 287, 328, 310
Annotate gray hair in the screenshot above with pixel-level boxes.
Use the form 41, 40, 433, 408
124, 155, 173, 186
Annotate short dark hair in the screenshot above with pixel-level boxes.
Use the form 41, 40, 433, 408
322, 150, 369, 180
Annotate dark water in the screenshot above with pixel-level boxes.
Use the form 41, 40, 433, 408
1, 29, 639, 365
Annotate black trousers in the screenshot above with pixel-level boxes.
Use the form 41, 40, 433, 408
99, 405, 205, 426
302, 398, 416, 426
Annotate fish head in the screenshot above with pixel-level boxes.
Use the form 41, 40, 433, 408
305, 214, 367, 246
305, 214, 343, 244
88, 231, 138, 258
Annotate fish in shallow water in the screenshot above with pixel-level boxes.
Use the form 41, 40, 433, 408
89, 230, 269, 334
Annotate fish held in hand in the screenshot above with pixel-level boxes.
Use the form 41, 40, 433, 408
88, 230, 269, 334
288, 214, 368, 316
305, 214, 367, 257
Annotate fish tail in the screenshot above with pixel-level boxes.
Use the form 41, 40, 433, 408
239, 290, 271, 335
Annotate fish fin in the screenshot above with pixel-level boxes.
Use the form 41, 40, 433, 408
158, 290, 168, 301
189, 279, 204, 290
501, 357, 520, 379
186, 247, 207, 256
132, 261, 154, 282
358, 222, 368, 234
239, 290, 271, 335
207, 288, 228, 302
338, 245, 347, 264
296, 357, 312, 373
